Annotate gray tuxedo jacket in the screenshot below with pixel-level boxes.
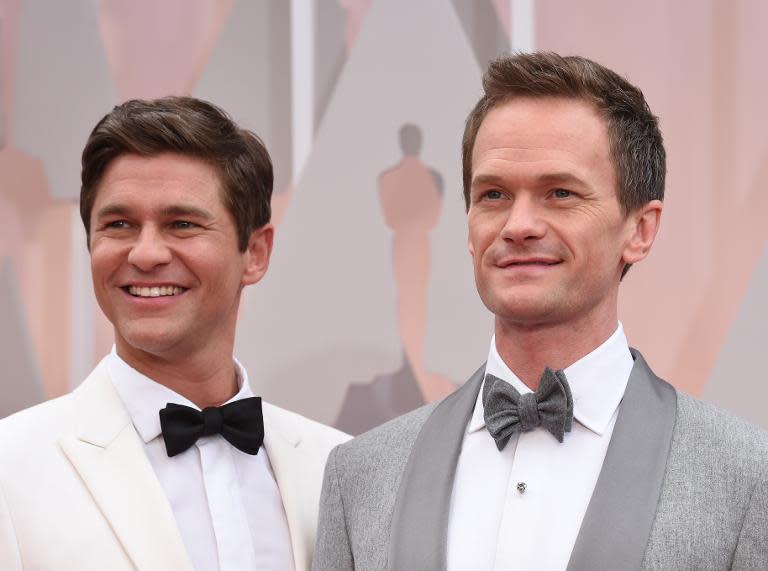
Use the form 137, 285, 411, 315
313, 350, 768, 570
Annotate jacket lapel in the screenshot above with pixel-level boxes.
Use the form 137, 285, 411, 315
387, 366, 486, 571
567, 349, 677, 570
262, 404, 322, 571
59, 361, 193, 571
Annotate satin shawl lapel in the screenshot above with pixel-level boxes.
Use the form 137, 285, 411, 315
567, 349, 677, 570
59, 361, 193, 571
387, 366, 486, 571
262, 405, 319, 571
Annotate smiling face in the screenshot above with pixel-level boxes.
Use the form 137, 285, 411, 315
89, 153, 272, 364
468, 96, 657, 333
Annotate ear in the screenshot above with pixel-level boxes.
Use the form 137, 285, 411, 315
241, 224, 274, 286
621, 200, 662, 266
467, 214, 476, 258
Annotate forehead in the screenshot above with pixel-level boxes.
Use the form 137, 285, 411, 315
93, 152, 224, 210
471, 97, 614, 183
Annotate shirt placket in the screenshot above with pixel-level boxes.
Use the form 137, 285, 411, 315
197, 437, 257, 571
493, 430, 554, 571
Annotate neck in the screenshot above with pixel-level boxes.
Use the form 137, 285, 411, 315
494, 311, 618, 390
115, 339, 239, 408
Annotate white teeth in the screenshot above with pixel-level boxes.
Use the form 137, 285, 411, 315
128, 286, 185, 298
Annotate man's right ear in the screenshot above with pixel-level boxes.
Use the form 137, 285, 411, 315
241, 224, 274, 287
621, 199, 663, 267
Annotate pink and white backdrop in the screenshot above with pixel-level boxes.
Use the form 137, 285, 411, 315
1, 0, 766, 433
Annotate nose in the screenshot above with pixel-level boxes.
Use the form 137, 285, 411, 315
127, 226, 172, 271
500, 196, 547, 244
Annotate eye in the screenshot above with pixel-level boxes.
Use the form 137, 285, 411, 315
105, 220, 131, 229
552, 189, 572, 199
483, 189, 504, 200
171, 220, 198, 230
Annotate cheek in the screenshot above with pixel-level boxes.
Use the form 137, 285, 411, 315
90, 248, 116, 282
468, 235, 488, 274
575, 231, 626, 280
196, 253, 246, 292
468, 218, 495, 255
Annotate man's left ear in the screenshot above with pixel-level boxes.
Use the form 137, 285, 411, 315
242, 224, 274, 286
622, 200, 663, 265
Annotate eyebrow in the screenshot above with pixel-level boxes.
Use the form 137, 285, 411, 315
94, 204, 131, 220
94, 204, 214, 221
471, 172, 587, 189
159, 205, 214, 220
537, 172, 587, 187
470, 174, 505, 188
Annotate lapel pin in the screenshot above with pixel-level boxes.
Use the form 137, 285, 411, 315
517, 482, 527, 494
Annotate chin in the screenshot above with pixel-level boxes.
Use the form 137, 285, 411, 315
117, 326, 185, 358
485, 296, 562, 327
497, 309, 559, 328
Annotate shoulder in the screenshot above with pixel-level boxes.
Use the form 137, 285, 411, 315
0, 361, 117, 470
262, 401, 350, 450
673, 392, 768, 476
631, 350, 768, 476
0, 393, 81, 490
321, 403, 437, 520
0, 393, 77, 454
378, 164, 400, 181
332, 402, 437, 469
643, 391, 768, 566
0, 358, 118, 447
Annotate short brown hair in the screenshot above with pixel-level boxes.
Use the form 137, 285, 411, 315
462, 52, 665, 214
80, 96, 272, 251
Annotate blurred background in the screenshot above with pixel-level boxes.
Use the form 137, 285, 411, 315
1, 0, 766, 432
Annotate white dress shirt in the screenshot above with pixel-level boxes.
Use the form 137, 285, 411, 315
447, 324, 634, 571
108, 348, 295, 571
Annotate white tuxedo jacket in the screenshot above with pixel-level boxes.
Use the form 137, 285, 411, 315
0, 359, 349, 570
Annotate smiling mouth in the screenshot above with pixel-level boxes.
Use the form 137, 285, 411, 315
125, 286, 187, 298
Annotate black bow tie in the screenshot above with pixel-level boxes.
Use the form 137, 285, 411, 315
159, 397, 264, 457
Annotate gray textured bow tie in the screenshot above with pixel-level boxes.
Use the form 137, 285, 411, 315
482, 368, 574, 450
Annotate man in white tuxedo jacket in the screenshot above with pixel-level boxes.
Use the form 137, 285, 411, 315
313, 53, 768, 570
0, 97, 348, 571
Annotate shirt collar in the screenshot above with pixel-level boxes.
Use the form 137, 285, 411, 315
468, 322, 633, 436
107, 346, 254, 444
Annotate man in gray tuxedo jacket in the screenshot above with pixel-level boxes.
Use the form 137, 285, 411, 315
313, 53, 768, 570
